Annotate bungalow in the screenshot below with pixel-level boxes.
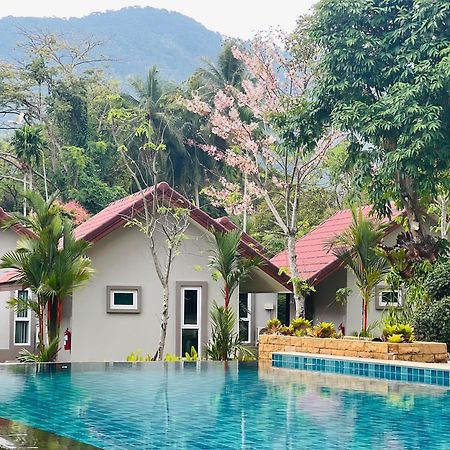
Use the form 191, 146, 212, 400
0, 209, 37, 361
271, 206, 404, 335
0, 183, 290, 362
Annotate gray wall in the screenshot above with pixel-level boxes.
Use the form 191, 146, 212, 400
0, 229, 37, 361
64, 220, 235, 362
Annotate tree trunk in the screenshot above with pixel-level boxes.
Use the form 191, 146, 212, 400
362, 296, 368, 334
224, 284, 230, 309
194, 184, 200, 207
156, 283, 170, 361
287, 233, 304, 317
38, 301, 45, 354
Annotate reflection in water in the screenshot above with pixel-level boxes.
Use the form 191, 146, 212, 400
0, 362, 448, 449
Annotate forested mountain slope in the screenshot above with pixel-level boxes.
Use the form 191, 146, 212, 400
0, 6, 223, 81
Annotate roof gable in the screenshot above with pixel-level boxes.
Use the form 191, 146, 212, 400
271, 206, 402, 285
74, 183, 292, 291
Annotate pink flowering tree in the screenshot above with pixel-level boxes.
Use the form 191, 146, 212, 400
186, 35, 342, 317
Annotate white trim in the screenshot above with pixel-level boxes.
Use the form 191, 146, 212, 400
239, 293, 252, 344
14, 289, 31, 346
180, 286, 202, 357
376, 287, 404, 309
109, 289, 138, 311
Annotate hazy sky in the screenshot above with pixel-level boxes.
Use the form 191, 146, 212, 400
0, 1, 318, 39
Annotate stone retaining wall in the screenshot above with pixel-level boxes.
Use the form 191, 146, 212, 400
258, 334, 448, 363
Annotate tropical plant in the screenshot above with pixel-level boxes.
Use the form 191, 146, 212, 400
17, 338, 60, 363
206, 303, 255, 361
209, 229, 264, 309
291, 317, 312, 336
0, 190, 93, 359
11, 124, 48, 212
311, 322, 336, 338
126, 350, 153, 362
382, 324, 414, 343
328, 207, 388, 333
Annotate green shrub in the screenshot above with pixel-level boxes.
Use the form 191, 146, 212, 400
291, 318, 312, 336
387, 334, 404, 343
311, 322, 336, 338
424, 260, 450, 301
126, 350, 153, 362
266, 318, 282, 334
383, 324, 414, 343
413, 297, 450, 347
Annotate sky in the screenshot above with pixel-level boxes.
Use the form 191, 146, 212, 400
0, 1, 318, 39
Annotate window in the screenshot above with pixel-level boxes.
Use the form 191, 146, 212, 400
239, 293, 251, 343
375, 287, 404, 310
181, 287, 201, 356
14, 290, 31, 346
106, 286, 141, 313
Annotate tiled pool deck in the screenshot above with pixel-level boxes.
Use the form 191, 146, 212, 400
272, 352, 450, 386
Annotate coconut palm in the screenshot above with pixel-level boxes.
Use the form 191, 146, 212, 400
196, 41, 246, 97
328, 207, 388, 334
0, 190, 93, 360
209, 229, 264, 309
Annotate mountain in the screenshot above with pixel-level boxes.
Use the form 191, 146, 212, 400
0, 7, 223, 82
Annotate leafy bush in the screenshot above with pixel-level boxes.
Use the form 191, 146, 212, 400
311, 322, 336, 338
413, 297, 450, 347
18, 338, 60, 363
387, 334, 404, 343
291, 318, 312, 336
265, 319, 282, 334
207, 303, 255, 361
424, 260, 450, 301
383, 324, 414, 343
126, 350, 153, 362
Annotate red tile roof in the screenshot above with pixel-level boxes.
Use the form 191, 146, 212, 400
270, 206, 402, 286
0, 269, 21, 285
0, 208, 35, 238
73, 182, 292, 291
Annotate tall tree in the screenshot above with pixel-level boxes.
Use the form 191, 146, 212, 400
307, 0, 450, 259
186, 35, 340, 317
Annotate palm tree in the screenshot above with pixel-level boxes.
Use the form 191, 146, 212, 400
209, 229, 264, 309
126, 66, 187, 186
11, 125, 48, 213
196, 41, 246, 97
328, 207, 388, 334
0, 190, 93, 359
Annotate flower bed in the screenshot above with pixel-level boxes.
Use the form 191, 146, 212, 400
258, 334, 448, 363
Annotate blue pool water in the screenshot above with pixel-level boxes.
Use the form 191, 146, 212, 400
0, 361, 449, 449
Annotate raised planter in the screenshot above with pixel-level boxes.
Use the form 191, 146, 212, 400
258, 334, 448, 363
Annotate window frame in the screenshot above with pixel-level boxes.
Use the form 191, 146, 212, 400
375, 286, 404, 310
14, 289, 31, 346
106, 286, 142, 314
180, 286, 202, 357
238, 292, 252, 344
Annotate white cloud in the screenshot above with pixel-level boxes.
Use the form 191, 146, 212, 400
0, 0, 317, 39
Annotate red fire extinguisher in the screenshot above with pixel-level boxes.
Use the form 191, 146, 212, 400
64, 328, 72, 351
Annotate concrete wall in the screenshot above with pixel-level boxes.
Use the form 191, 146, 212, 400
64, 219, 236, 362
0, 229, 37, 361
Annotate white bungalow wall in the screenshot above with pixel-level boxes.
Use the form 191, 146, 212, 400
59, 219, 286, 362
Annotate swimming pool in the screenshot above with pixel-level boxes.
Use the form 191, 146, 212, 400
0, 361, 449, 449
